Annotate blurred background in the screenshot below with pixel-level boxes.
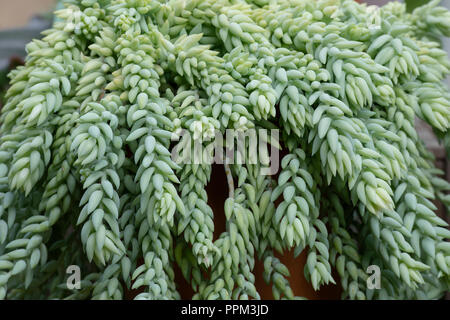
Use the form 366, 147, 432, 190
0, 0, 55, 30
0, 0, 449, 217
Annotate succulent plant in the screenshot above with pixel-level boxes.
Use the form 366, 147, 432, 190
0, 0, 449, 300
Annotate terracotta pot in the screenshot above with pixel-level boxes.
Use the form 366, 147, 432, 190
172, 164, 342, 300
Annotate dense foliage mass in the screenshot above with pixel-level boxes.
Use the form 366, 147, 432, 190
0, 0, 450, 300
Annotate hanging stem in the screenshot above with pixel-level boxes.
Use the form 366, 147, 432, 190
224, 164, 234, 199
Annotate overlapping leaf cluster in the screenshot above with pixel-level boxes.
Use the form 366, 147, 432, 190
0, 0, 449, 300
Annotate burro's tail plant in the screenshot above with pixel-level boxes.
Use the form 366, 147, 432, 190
0, 0, 450, 300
